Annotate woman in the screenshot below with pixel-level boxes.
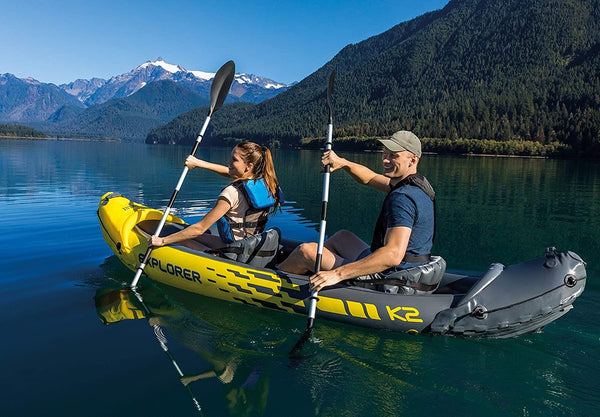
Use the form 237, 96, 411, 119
151, 142, 282, 251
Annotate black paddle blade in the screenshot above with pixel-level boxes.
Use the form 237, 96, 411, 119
208, 60, 235, 116
326, 69, 335, 123
289, 318, 314, 357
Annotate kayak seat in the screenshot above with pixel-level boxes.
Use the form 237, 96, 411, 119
350, 256, 447, 294
212, 227, 282, 268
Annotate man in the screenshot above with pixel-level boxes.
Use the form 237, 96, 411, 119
277, 130, 435, 292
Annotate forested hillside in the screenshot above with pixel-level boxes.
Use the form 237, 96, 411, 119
0, 123, 47, 138
44, 80, 210, 141
147, 0, 600, 157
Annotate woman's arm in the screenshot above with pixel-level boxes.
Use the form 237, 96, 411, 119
186, 155, 230, 178
151, 198, 231, 247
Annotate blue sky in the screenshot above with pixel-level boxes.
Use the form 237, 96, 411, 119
2, 0, 450, 85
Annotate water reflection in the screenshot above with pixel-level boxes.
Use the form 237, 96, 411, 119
95, 253, 439, 416
94, 279, 273, 416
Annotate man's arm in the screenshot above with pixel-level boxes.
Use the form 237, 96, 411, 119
309, 226, 411, 292
323, 150, 390, 192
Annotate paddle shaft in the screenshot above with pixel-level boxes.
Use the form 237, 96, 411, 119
153, 325, 202, 413
130, 117, 211, 288
306, 122, 333, 325
291, 71, 335, 354
131, 289, 202, 414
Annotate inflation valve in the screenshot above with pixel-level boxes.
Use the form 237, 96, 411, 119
473, 305, 488, 320
564, 274, 577, 288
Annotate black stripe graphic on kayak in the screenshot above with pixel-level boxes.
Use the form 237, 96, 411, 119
281, 302, 306, 314
247, 270, 280, 282
227, 282, 252, 294
280, 285, 310, 300
227, 269, 251, 280
251, 298, 287, 311
247, 283, 282, 297
234, 297, 260, 306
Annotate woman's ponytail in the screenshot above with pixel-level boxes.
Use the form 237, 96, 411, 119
260, 146, 281, 210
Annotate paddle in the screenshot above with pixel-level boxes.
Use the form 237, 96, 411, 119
131, 60, 235, 288
290, 70, 335, 356
129, 287, 203, 414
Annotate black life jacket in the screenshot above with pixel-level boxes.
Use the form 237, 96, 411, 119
370, 173, 436, 253
217, 179, 281, 244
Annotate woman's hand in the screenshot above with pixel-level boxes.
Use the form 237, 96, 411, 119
185, 155, 203, 170
322, 150, 346, 172
150, 235, 165, 247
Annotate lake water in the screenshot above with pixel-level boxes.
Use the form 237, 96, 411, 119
1, 139, 599, 417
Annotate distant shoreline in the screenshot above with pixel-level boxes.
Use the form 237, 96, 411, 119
332, 149, 548, 159
0, 135, 566, 159
421, 151, 547, 159
299, 136, 572, 159
0, 135, 120, 142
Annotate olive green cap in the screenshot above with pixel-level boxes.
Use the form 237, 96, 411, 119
378, 130, 421, 157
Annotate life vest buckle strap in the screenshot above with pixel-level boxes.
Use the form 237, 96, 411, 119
403, 254, 431, 263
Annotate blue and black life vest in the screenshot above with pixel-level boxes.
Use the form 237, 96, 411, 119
370, 173, 436, 256
216, 179, 281, 244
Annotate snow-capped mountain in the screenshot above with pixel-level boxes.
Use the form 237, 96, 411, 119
60, 78, 107, 104
60, 58, 290, 106
0, 73, 84, 122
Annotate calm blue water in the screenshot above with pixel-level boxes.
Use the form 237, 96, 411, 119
1, 139, 599, 417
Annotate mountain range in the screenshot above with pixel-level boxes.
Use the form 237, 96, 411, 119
148, 0, 600, 157
0, 58, 291, 140
58, 58, 289, 107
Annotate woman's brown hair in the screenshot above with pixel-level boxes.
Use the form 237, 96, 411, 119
235, 141, 281, 210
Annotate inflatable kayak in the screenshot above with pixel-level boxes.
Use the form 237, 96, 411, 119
98, 192, 587, 338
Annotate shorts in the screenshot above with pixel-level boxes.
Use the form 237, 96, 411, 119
341, 247, 372, 265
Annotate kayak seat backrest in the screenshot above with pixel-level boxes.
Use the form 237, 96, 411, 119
351, 256, 447, 295
213, 227, 282, 268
